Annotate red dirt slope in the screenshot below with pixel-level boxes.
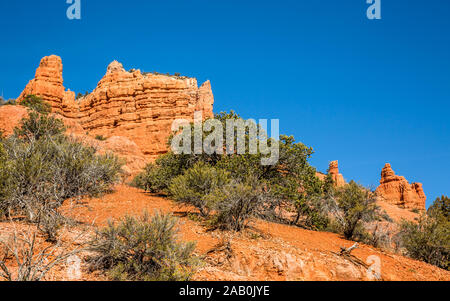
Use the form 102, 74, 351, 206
65, 185, 449, 281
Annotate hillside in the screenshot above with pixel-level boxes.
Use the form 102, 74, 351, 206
3, 185, 447, 281
0, 55, 447, 282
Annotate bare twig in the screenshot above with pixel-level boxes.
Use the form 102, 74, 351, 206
340, 242, 359, 256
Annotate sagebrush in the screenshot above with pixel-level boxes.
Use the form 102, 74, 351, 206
88, 211, 199, 281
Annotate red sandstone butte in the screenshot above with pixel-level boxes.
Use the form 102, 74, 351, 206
18, 55, 214, 161
375, 163, 426, 211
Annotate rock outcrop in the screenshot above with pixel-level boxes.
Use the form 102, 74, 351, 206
316, 161, 346, 188
0, 105, 146, 177
18, 55, 214, 161
0, 105, 28, 136
18, 55, 75, 112
328, 161, 346, 188
375, 163, 426, 211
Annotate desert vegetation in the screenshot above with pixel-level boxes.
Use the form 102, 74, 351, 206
0, 96, 127, 280
396, 196, 449, 270
1, 97, 448, 280
133, 111, 327, 231
132, 111, 449, 272
87, 211, 199, 281
0, 96, 16, 106
0, 96, 123, 229
133, 112, 380, 235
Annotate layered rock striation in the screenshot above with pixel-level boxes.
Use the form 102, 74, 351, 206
375, 163, 426, 211
18, 55, 214, 160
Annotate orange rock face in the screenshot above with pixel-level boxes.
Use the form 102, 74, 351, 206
315, 160, 346, 188
0, 106, 28, 136
375, 163, 426, 211
328, 160, 346, 188
18, 55, 75, 112
0, 105, 145, 177
18, 55, 215, 161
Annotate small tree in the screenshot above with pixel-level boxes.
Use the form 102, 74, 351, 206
169, 162, 230, 217
1, 103, 122, 240
20, 95, 52, 115
0, 98, 16, 106
397, 196, 450, 270
208, 180, 265, 231
133, 152, 196, 193
14, 111, 66, 141
335, 181, 379, 240
428, 195, 449, 220
95, 135, 107, 141
398, 215, 449, 270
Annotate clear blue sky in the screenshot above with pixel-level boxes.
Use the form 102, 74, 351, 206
1, 0, 449, 207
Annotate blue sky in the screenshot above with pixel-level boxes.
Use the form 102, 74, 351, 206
0, 0, 449, 207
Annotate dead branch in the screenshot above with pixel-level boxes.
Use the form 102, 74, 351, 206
340, 242, 359, 256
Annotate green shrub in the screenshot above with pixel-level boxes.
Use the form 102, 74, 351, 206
0, 97, 16, 106
169, 162, 230, 217
0, 110, 123, 240
129, 171, 147, 189
335, 181, 379, 240
133, 152, 196, 193
428, 195, 449, 220
397, 196, 450, 270
0, 144, 12, 217
76, 92, 89, 100
134, 111, 329, 231
207, 180, 264, 231
398, 215, 449, 270
88, 211, 198, 281
3, 135, 122, 217
95, 135, 107, 141
298, 200, 330, 231
14, 111, 66, 141
134, 111, 279, 193
20, 95, 51, 115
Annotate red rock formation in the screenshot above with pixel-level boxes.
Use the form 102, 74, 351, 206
18, 55, 75, 113
18, 55, 215, 161
315, 172, 326, 182
328, 160, 346, 187
0, 105, 146, 177
69, 134, 147, 177
375, 163, 426, 211
316, 161, 346, 188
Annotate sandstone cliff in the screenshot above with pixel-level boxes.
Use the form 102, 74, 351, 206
12, 56, 429, 210
375, 163, 426, 211
0, 105, 147, 177
18, 55, 214, 161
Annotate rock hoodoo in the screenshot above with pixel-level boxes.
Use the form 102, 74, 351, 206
316, 161, 346, 188
18, 55, 215, 160
375, 163, 426, 211
328, 160, 346, 188
18, 55, 75, 111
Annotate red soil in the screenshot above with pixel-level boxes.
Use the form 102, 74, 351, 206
1, 185, 448, 281
58, 185, 449, 281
